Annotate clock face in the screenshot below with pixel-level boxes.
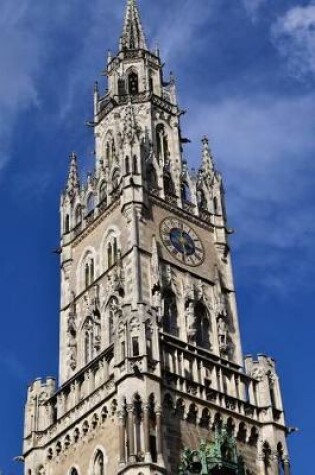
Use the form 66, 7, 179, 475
160, 217, 204, 267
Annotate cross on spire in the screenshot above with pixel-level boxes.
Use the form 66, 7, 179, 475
120, 0, 147, 51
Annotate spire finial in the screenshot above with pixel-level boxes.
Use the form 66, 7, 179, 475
66, 152, 80, 196
201, 136, 215, 174
120, 0, 147, 51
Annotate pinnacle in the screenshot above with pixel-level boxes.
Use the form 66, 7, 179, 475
201, 136, 215, 174
66, 152, 80, 195
120, 0, 147, 51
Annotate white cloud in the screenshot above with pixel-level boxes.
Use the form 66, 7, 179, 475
184, 93, 315, 290
242, 0, 266, 20
272, 5, 315, 79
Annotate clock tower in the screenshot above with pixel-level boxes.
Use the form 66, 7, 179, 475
23, 1, 292, 474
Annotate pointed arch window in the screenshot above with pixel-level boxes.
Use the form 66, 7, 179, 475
195, 303, 211, 350
156, 124, 170, 164
93, 450, 104, 475
84, 255, 95, 289
70, 469, 78, 475
163, 290, 178, 336
128, 71, 139, 95
263, 442, 272, 475
105, 232, 120, 270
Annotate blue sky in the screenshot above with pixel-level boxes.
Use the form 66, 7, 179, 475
0, 0, 314, 473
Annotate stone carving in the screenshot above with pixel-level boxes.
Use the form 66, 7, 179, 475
218, 317, 228, 352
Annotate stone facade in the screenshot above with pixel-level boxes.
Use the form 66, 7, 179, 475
22, 1, 291, 475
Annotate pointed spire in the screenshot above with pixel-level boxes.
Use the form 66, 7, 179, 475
66, 152, 80, 197
120, 0, 147, 51
201, 136, 215, 175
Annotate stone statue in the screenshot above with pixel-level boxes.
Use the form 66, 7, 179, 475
218, 317, 228, 350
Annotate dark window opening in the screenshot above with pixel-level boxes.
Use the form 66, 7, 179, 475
118, 78, 126, 96
128, 72, 139, 95
132, 337, 140, 357
150, 435, 157, 463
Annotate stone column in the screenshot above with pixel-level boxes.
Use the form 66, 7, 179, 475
156, 406, 164, 465
143, 404, 151, 462
118, 410, 126, 466
126, 404, 136, 462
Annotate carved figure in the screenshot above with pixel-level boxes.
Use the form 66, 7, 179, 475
218, 317, 228, 350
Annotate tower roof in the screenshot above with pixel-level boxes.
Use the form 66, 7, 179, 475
120, 0, 147, 51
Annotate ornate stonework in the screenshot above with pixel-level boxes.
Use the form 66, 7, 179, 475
22, 1, 291, 475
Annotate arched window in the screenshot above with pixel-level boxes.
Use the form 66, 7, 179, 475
156, 125, 169, 164
195, 303, 211, 350
84, 325, 94, 365
93, 450, 104, 475
105, 232, 120, 270
87, 194, 95, 214
75, 205, 82, 225
163, 290, 178, 336
70, 469, 78, 475
263, 442, 272, 475
181, 182, 191, 203
84, 255, 95, 288
128, 71, 139, 95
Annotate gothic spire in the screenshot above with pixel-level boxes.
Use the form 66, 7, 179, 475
66, 152, 80, 197
201, 136, 215, 175
120, 0, 147, 51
